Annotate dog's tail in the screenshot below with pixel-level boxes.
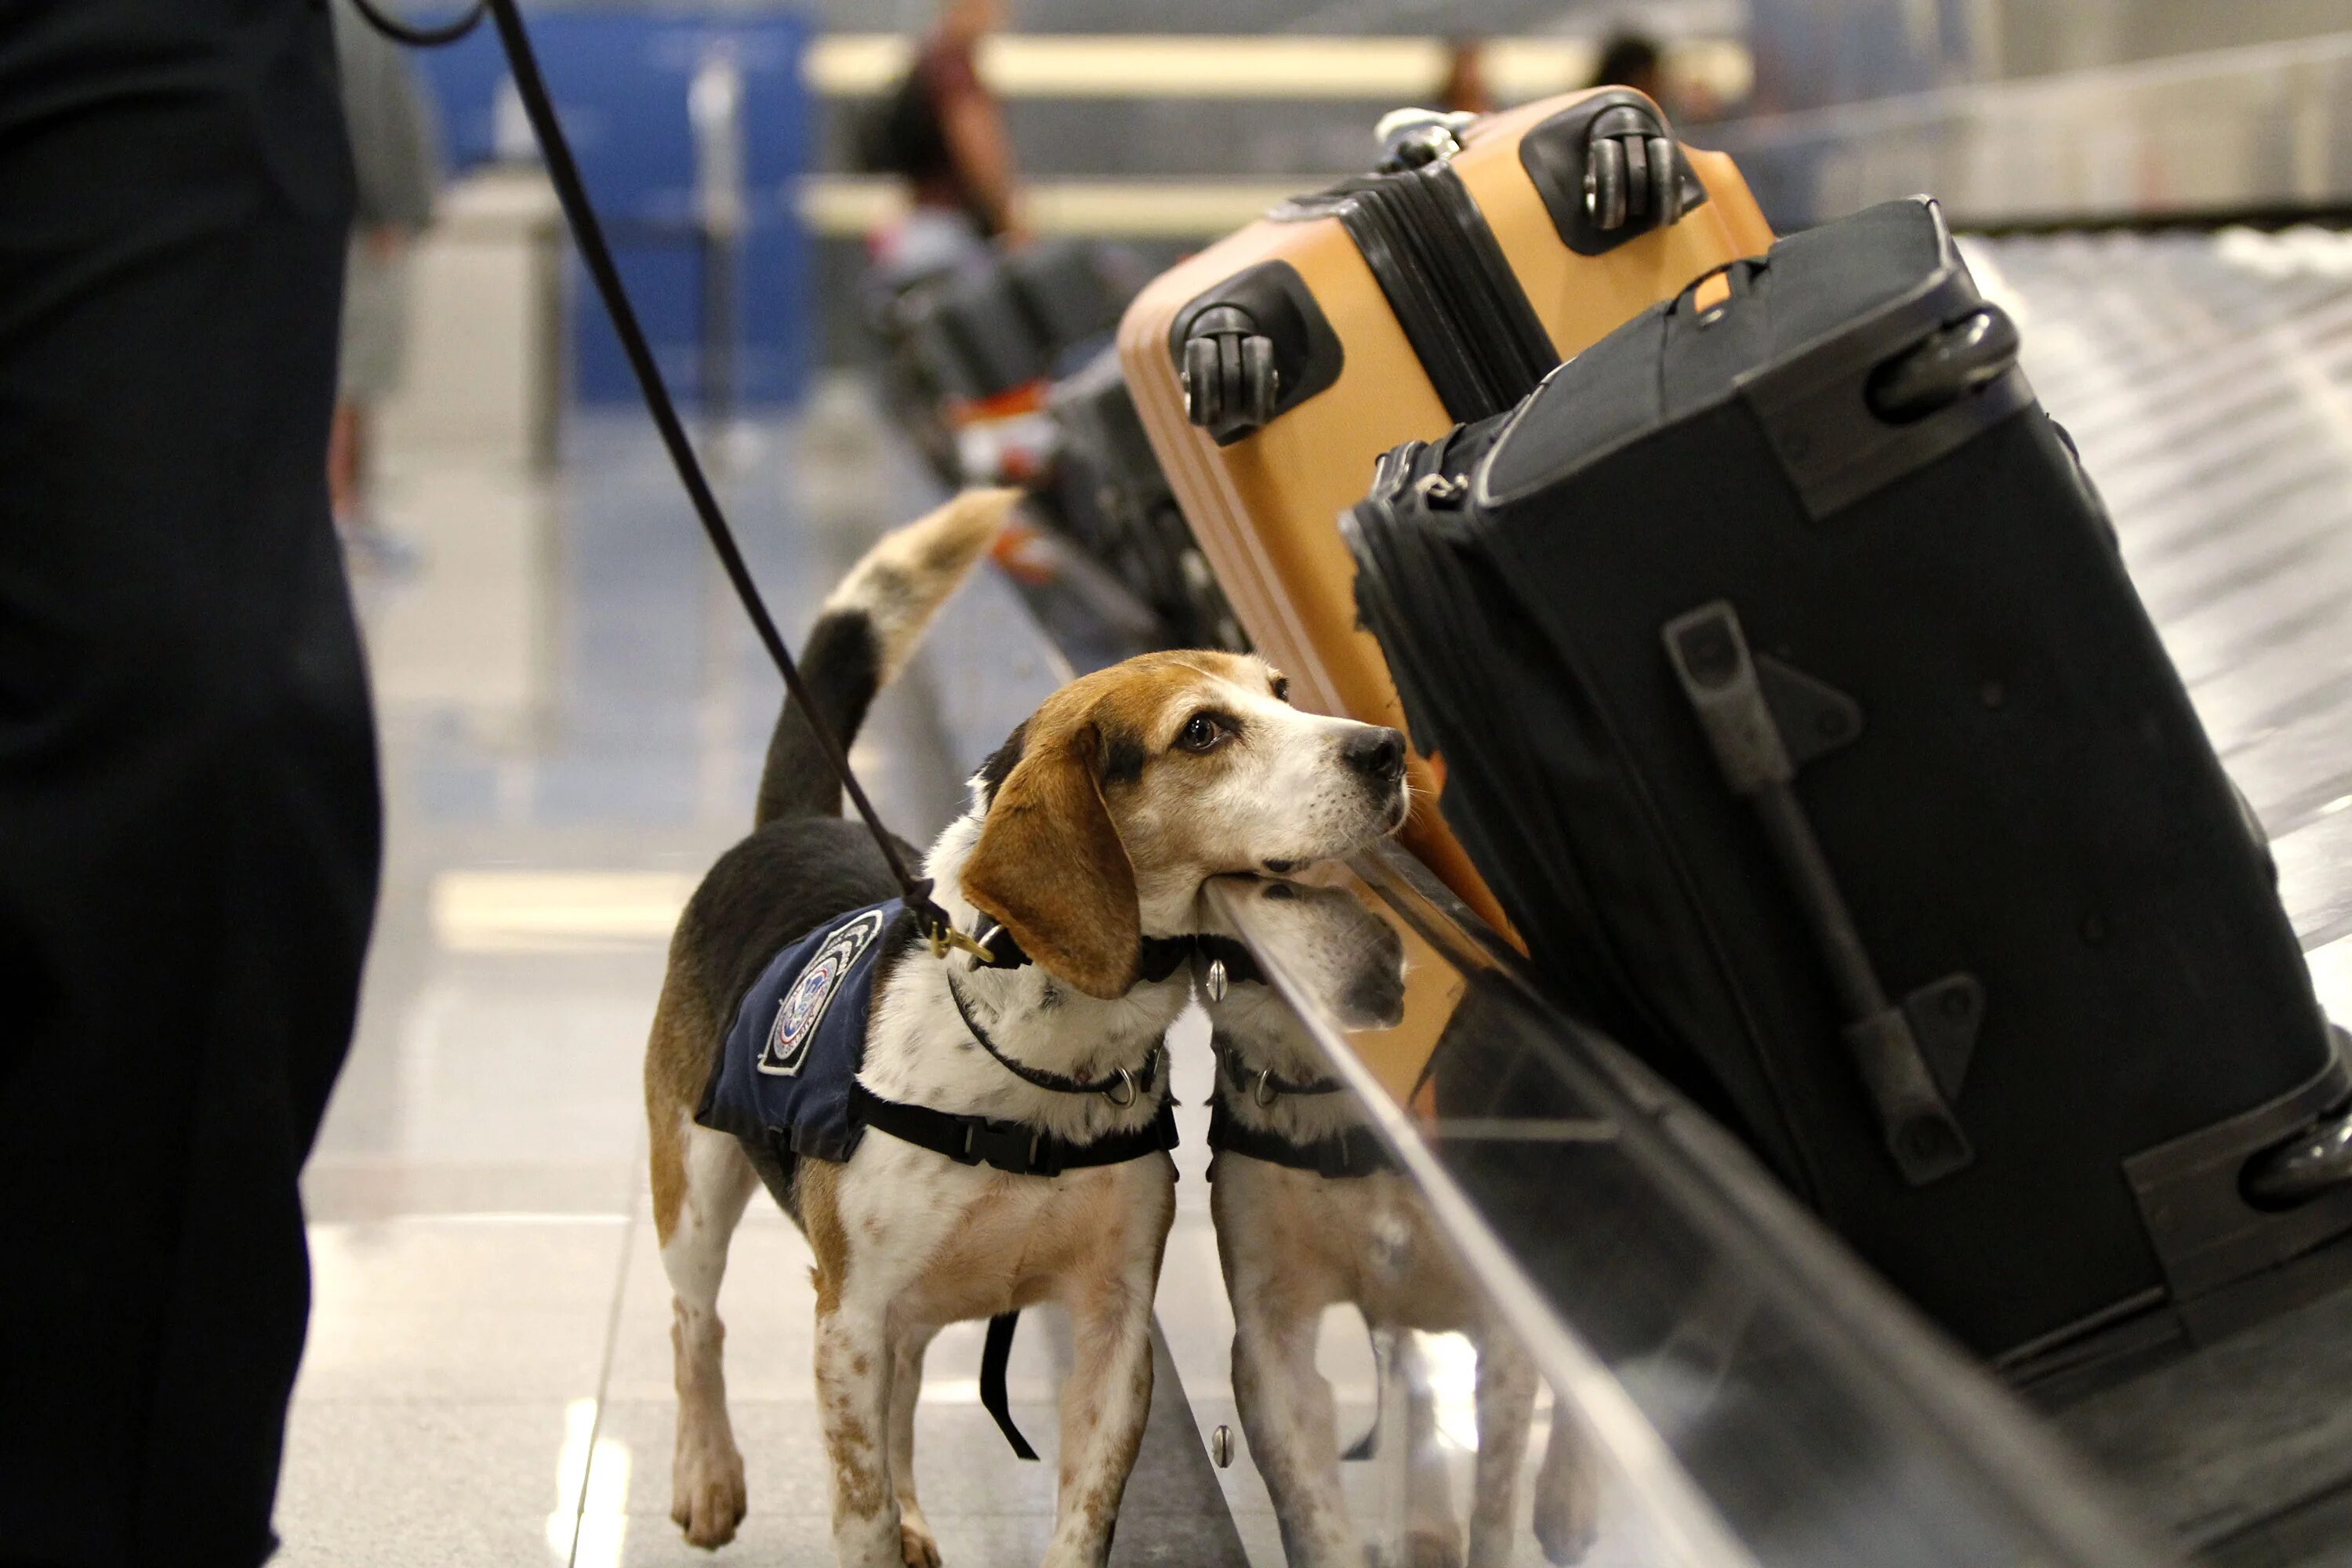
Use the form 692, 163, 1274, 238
754, 488, 1017, 828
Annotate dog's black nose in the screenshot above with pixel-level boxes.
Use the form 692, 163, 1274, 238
1343, 726, 1406, 786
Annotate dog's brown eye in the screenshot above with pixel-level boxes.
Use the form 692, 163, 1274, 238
1178, 713, 1229, 753
1270, 675, 1290, 703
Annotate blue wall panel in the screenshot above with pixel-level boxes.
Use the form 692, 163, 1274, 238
419, 9, 812, 408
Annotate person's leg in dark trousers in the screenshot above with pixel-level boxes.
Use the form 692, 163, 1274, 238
0, 2, 381, 1563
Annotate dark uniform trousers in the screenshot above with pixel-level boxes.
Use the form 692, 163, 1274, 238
0, 2, 380, 1563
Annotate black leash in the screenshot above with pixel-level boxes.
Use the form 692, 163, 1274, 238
349, 0, 985, 965
350, 2, 1195, 1469
347, 0, 484, 46
979, 1314, 1037, 1461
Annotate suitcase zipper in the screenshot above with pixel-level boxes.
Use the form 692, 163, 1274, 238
1283, 165, 1560, 423
1415, 165, 1562, 401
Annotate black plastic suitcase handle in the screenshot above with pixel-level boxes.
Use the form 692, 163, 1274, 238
1664, 601, 1981, 1186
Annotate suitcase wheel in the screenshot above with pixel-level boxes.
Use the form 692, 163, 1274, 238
1648, 136, 1682, 226
1622, 132, 1650, 221
1181, 317, 1280, 438
1239, 336, 1279, 424
1181, 336, 1224, 429
1584, 137, 1628, 231
1865, 306, 2022, 424
2245, 1054, 2352, 1210
1582, 120, 1680, 236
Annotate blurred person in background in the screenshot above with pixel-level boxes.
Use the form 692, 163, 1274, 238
328, 0, 443, 570
861, 0, 1024, 288
1592, 28, 1668, 108
1439, 36, 1497, 116
0, 0, 381, 1563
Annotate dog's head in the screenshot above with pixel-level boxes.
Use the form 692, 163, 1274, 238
960, 651, 1410, 999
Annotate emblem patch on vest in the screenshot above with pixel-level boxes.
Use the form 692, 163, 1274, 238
759, 909, 887, 1076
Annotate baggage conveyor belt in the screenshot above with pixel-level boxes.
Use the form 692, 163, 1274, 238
1960, 225, 2352, 1566
1962, 227, 2352, 959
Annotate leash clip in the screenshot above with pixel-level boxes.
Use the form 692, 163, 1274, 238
927, 922, 995, 963
913, 886, 996, 964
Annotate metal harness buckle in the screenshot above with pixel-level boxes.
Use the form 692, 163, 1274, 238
964, 1119, 1050, 1175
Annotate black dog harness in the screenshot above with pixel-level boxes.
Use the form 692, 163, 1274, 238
1206, 1043, 1396, 1179
846, 1075, 1177, 1178
695, 897, 1190, 1461
694, 898, 1184, 1171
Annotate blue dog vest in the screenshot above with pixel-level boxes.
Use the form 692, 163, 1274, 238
695, 898, 910, 1163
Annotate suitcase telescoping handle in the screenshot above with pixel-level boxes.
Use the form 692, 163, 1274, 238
1664, 601, 1983, 1187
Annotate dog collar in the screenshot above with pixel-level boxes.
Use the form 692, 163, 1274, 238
969, 923, 1267, 992
1214, 1040, 1346, 1107
946, 972, 1168, 1102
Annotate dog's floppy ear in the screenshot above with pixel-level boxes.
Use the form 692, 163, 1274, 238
961, 721, 1140, 999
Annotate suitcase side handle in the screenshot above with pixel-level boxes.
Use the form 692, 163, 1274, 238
1664, 600, 1980, 1187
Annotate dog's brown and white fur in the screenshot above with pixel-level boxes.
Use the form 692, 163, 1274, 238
1201, 880, 1597, 1567
641, 490, 1412, 1568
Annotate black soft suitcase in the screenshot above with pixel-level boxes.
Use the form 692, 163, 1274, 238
1004, 238, 1140, 376
906, 239, 1140, 402
1346, 196, 2352, 1370
899, 261, 1053, 404
1044, 347, 1243, 652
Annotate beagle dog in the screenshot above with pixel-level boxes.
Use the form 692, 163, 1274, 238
641, 490, 1412, 1568
1201, 878, 1596, 1568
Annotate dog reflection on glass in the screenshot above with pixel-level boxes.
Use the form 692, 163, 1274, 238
1202, 877, 1597, 1567
641, 490, 1414, 1568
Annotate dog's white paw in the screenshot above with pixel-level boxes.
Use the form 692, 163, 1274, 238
671, 1439, 749, 1549
898, 1517, 944, 1568
1404, 1525, 1465, 1568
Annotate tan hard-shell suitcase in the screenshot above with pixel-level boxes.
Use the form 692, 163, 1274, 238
1117, 89, 1773, 935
